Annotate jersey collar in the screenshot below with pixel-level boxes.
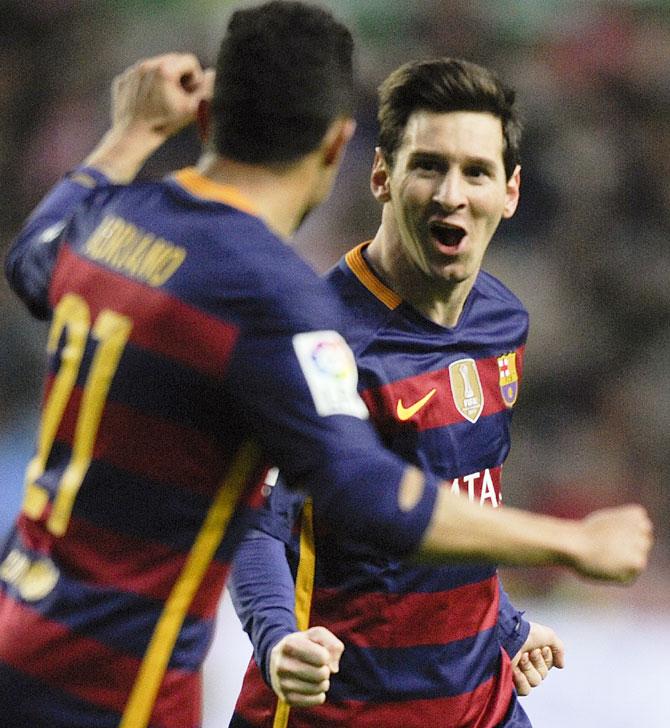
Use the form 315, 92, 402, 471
344, 242, 402, 310
172, 167, 259, 217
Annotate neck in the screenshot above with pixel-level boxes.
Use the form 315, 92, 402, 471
365, 226, 476, 329
196, 151, 318, 239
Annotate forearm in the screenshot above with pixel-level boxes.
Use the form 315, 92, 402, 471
229, 529, 298, 685
82, 124, 164, 184
420, 483, 651, 584
419, 485, 584, 568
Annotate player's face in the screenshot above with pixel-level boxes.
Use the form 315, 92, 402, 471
374, 110, 520, 287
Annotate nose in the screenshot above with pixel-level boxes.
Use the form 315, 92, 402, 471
433, 170, 467, 210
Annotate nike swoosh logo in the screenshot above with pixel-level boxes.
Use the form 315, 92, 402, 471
396, 388, 437, 421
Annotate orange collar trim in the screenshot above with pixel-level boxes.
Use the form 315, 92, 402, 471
172, 167, 259, 217
344, 243, 402, 310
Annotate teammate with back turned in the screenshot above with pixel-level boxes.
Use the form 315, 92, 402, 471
0, 2, 652, 728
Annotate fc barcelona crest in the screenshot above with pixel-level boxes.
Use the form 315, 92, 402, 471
497, 352, 519, 408
448, 358, 484, 423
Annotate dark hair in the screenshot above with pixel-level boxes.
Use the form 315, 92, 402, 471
378, 58, 522, 179
211, 1, 354, 164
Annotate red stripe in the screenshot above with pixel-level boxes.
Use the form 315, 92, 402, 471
21, 515, 227, 619
234, 652, 513, 728
311, 574, 498, 649
50, 245, 239, 380
362, 348, 525, 431
17, 512, 228, 620
233, 659, 278, 728
94, 398, 226, 495
290, 671, 511, 728
46, 369, 270, 507
0, 591, 200, 728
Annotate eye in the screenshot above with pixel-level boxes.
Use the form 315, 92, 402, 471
413, 157, 445, 175
465, 165, 489, 179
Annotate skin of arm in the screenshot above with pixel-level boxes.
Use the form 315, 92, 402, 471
412, 468, 652, 581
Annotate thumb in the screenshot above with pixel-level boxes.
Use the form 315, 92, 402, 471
200, 68, 216, 101
305, 626, 345, 673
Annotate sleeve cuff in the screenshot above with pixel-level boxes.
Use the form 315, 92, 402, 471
500, 611, 530, 658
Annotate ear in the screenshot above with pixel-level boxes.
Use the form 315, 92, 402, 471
502, 164, 521, 218
322, 117, 356, 167
196, 98, 211, 143
370, 147, 391, 203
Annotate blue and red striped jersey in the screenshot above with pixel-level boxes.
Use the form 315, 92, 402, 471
230, 242, 532, 728
0, 172, 439, 728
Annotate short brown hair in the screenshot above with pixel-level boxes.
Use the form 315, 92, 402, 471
378, 58, 522, 179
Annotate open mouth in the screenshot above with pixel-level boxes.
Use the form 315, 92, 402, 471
428, 222, 466, 248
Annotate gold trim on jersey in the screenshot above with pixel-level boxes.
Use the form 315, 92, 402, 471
173, 167, 259, 217
119, 441, 261, 728
272, 498, 316, 728
344, 243, 402, 310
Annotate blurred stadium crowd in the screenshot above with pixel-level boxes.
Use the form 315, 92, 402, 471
0, 0, 668, 609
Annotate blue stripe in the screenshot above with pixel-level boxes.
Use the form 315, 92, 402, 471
39, 442, 253, 564
0, 661, 122, 728
47, 338, 231, 438
329, 627, 502, 702
314, 530, 496, 593
389, 412, 510, 479
41, 443, 214, 552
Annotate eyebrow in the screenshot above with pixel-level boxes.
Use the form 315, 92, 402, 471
409, 151, 499, 172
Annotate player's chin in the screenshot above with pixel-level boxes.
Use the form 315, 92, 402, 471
431, 261, 471, 284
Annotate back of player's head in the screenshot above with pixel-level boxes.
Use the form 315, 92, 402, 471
377, 58, 522, 179
211, 0, 354, 165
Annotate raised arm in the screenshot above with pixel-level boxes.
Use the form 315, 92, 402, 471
5, 53, 212, 319
84, 53, 214, 183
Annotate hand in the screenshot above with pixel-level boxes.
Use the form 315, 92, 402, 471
110, 53, 215, 139
511, 621, 564, 696
84, 53, 215, 183
573, 504, 653, 582
269, 626, 344, 708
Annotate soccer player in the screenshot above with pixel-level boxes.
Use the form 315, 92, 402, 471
225, 58, 630, 728
0, 3, 652, 728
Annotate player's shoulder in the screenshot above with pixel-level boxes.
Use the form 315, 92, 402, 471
474, 269, 527, 314
190, 209, 347, 332
73, 178, 342, 329
323, 253, 396, 350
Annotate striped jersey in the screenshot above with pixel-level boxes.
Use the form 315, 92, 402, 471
0, 172, 439, 728
230, 242, 532, 728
